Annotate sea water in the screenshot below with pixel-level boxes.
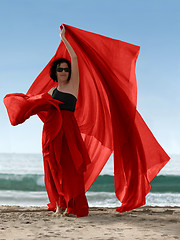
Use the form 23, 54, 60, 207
0, 153, 180, 207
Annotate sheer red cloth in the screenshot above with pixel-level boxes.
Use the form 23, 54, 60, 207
3, 24, 170, 214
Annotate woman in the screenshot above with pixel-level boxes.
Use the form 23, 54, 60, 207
4, 24, 170, 216
46, 25, 89, 217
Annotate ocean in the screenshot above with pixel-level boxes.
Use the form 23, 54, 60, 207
0, 153, 180, 208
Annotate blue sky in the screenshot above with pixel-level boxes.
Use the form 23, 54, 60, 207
0, 0, 180, 154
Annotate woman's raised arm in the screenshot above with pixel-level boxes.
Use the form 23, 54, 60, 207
60, 25, 79, 92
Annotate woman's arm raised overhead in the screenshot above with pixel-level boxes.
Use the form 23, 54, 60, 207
60, 25, 79, 91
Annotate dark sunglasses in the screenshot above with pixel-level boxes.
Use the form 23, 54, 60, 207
56, 67, 70, 72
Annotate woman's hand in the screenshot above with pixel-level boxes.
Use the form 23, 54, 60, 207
60, 25, 65, 39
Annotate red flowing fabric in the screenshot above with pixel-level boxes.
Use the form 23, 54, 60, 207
3, 24, 170, 214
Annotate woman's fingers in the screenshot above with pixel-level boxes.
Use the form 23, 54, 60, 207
60, 25, 65, 38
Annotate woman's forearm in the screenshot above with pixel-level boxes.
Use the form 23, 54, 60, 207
61, 36, 77, 59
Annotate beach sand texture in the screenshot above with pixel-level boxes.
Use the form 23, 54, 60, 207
0, 206, 179, 240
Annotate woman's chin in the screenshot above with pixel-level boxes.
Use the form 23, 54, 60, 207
58, 78, 68, 83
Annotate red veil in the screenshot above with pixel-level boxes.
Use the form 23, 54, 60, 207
4, 24, 170, 213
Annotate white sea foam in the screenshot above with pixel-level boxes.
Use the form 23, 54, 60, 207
0, 190, 180, 208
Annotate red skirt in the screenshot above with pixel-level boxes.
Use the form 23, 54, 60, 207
43, 110, 90, 217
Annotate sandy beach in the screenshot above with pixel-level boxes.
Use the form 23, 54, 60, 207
0, 205, 179, 240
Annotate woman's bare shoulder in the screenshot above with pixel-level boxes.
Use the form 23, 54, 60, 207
48, 87, 56, 96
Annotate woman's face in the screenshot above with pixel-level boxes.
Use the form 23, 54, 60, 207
56, 62, 70, 83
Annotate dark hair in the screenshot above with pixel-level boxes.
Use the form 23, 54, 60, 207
50, 58, 71, 82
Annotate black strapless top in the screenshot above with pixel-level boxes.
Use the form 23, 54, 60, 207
52, 87, 77, 112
